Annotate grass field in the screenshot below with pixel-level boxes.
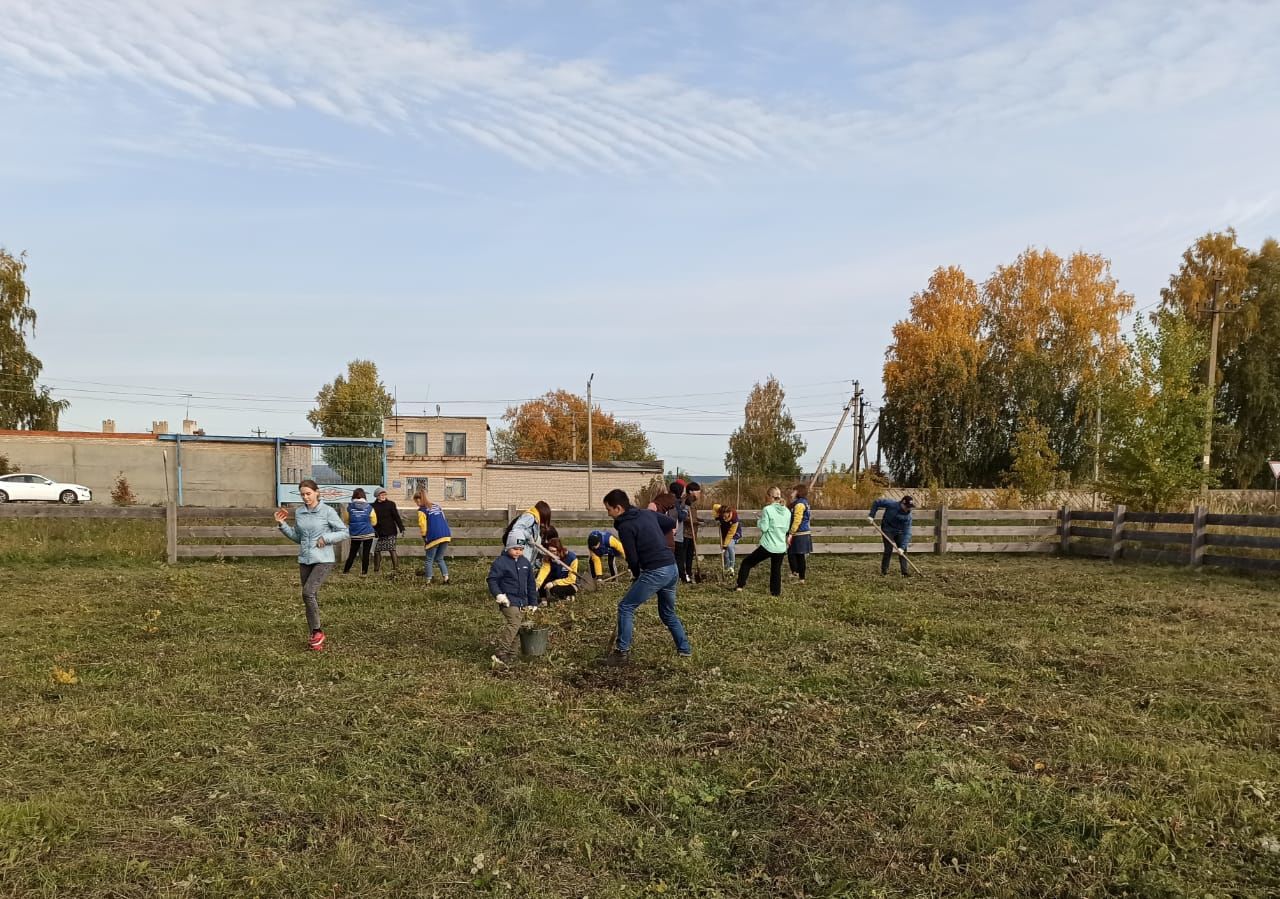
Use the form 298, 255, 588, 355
2, 552, 1279, 898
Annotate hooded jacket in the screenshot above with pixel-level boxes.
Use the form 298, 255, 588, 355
613, 506, 677, 577
870, 498, 913, 543
487, 551, 539, 607
279, 502, 350, 565
536, 550, 579, 590
757, 502, 791, 554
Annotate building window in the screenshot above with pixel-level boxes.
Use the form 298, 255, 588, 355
405, 477, 428, 501
443, 432, 467, 456
444, 478, 467, 500
405, 432, 427, 455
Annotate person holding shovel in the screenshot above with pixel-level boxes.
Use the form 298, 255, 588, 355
602, 488, 692, 666
486, 534, 539, 668
869, 494, 915, 577
587, 529, 626, 581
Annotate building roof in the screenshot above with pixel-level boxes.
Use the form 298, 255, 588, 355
0, 428, 155, 439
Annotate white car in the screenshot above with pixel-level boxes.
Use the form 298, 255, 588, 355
0, 473, 93, 504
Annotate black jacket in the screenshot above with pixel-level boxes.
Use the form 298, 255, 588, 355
371, 499, 405, 538
614, 506, 677, 577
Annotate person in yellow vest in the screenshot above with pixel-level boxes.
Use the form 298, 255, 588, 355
786, 484, 813, 583
587, 529, 626, 580
712, 503, 743, 574
536, 537, 579, 602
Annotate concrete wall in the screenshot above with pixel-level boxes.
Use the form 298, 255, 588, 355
482, 465, 661, 512
0, 431, 276, 506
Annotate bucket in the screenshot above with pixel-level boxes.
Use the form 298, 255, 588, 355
519, 626, 550, 657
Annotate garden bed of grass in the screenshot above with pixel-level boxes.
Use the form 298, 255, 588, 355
2, 555, 1278, 897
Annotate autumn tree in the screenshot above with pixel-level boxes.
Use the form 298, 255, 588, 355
491, 390, 656, 462
880, 266, 988, 486
1098, 311, 1214, 511
1, 249, 68, 430
724, 376, 806, 480
307, 360, 394, 484
978, 249, 1133, 481
1005, 418, 1059, 504
1161, 229, 1280, 486
1219, 239, 1280, 486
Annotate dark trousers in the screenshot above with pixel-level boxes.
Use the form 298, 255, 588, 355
678, 539, 696, 582
737, 546, 784, 596
539, 583, 577, 602
787, 550, 807, 579
881, 532, 909, 575
343, 537, 372, 574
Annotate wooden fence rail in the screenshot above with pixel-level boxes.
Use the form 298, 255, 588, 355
2, 502, 1275, 574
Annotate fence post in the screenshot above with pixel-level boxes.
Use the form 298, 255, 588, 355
1190, 504, 1207, 569
166, 500, 178, 565
506, 504, 517, 527
934, 505, 948, 555
1059, 505, 1071, 556
1109, 504, 1126, 563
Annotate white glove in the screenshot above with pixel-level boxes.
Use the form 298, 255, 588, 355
866, 516, 876, 526
495, 594, 510, 607
527, 605, 539, 614
895, 547, 906, 556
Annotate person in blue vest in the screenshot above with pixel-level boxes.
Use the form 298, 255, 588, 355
711, 503, 742, 574
343, 488, 376, 576
869, 494, 915, 577
786, 484, 813, 583
414, 489, 453, 584
587, 529, 626, 580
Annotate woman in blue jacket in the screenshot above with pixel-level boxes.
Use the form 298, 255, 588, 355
275, 479, 350, 651
343, 488, 376, 576
869, 494, 915, 577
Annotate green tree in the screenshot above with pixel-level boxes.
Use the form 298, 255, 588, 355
1004, 418, 1059, 504
491, 390, 656, 462
307, 360, 394, 484
725, 376, 805, 480
1098, 312, 1215, 511
1, 249, 67, 430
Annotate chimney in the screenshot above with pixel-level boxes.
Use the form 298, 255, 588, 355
151, 420, 169, 435
102, 419, 116, 434
183, 419, 197, 435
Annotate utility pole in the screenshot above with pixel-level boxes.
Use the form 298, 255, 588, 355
252, 428, 266, 438
1202, 278, 1224, 474
586, 373, 595, 511
572, 419, 578, 462
807, 386, 858, 493
851, 380, 863, 477
859, 396, 872, 472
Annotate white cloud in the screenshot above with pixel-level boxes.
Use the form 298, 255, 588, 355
1, 0, 837, 175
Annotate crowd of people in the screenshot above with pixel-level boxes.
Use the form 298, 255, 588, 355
273, 477, 916, 664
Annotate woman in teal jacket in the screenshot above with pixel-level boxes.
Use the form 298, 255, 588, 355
735, 486, 791, 597
275, 479, 349, 651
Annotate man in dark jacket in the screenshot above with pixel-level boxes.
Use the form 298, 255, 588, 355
869, 494, 915, 576
602, 488, 692, 665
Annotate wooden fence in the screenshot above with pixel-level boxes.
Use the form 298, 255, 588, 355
2, 503, 1276, 574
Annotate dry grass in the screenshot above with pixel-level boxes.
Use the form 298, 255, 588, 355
1, 553, 1278, 897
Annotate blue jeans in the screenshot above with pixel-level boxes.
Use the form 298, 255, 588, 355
722, 544, 736, 570
615, 563, 690, 654
423, 543, 450, 580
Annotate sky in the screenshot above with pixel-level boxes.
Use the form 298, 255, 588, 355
3, 0, 1280, 476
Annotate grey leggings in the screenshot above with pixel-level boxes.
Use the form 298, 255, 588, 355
299, 563, 332, 631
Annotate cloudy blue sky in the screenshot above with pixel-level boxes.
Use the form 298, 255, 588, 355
3, 0, 1279, 474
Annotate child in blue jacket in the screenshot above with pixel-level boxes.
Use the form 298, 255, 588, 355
487, 535, 539, 668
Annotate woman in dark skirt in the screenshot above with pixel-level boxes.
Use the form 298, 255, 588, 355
787, 484, 813, 584
371, 487, 405, 573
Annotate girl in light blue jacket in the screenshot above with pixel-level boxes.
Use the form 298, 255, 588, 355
275, 479, 349, 651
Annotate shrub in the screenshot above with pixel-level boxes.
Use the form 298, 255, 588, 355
993, 486, 1023, 510
0, 454, 15, 476
110, 472, 137, 506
